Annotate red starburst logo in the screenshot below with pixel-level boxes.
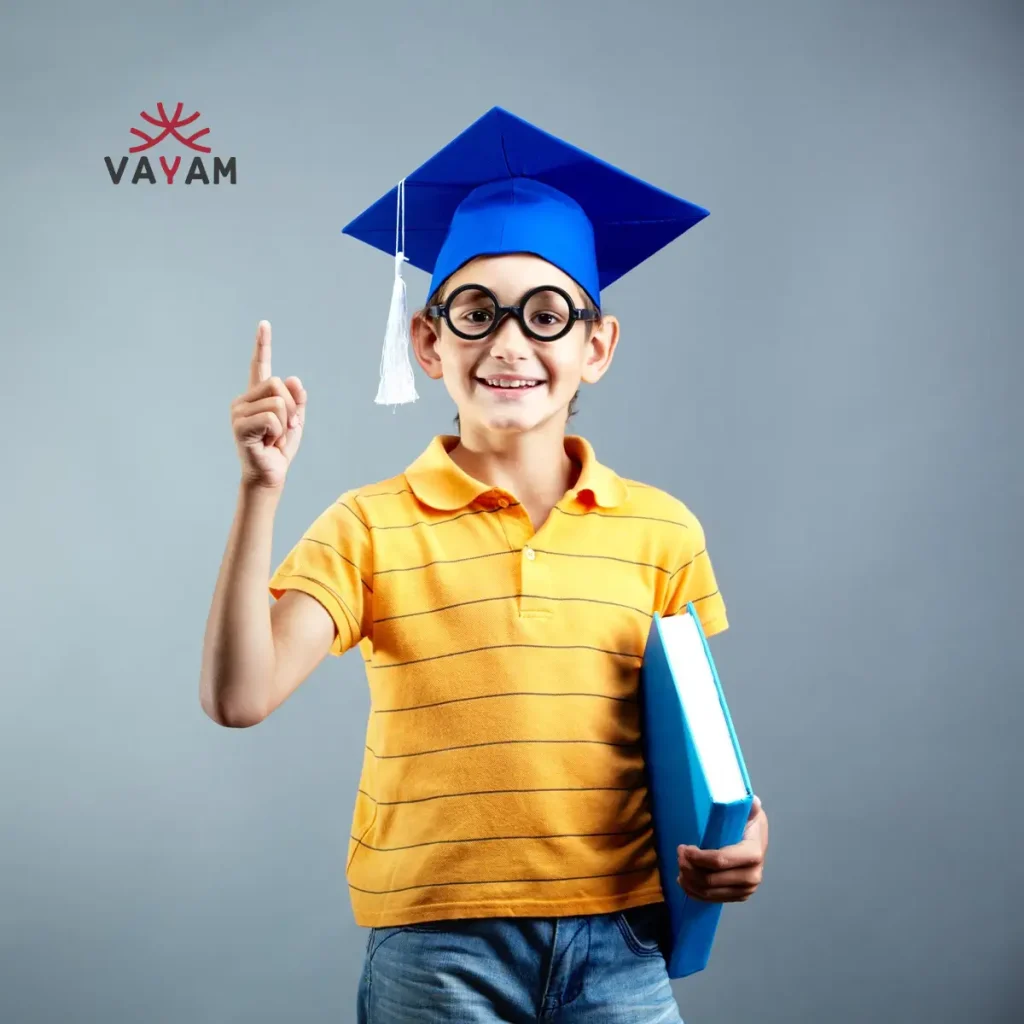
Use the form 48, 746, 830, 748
129, 102, 212, 154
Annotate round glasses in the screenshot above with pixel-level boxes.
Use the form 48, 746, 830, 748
428, 284, 599, 342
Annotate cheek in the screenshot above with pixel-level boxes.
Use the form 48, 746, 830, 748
543, 347, 585, 386
436, 342, 475, 384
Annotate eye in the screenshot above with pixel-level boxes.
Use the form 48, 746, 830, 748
523, 290, 572, 336
531, 310, 564, 326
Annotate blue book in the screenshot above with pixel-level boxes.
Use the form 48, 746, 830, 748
639, 604, 753, 978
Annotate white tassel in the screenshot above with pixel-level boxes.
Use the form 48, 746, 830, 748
374, 180, 418, 406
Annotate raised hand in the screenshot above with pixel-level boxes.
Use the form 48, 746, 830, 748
230, 320, 307, 490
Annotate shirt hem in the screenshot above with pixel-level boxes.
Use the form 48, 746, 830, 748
352, 887, 667, 929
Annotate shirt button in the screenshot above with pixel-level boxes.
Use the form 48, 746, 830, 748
524, 546, 536, 560
498, 497, 509, 508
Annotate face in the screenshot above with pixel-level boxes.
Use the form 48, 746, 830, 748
411, 254, 619, 438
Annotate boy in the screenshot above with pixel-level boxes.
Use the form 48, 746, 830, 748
200, 108, 768, 1022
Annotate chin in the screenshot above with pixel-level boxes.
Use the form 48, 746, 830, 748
479, 405, 568, 435
479, 412, 537, 433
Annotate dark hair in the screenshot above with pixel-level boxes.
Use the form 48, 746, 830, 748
414, 277, 600, 432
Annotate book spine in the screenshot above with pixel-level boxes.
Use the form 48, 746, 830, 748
701, 798, 753, 850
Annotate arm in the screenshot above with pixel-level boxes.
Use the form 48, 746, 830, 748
199, 319, 333, 728
199, 481, 336, 728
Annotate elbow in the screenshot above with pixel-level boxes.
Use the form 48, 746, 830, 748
200, 686, 266, 729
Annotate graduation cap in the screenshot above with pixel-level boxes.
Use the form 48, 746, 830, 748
342, 106, 709, 406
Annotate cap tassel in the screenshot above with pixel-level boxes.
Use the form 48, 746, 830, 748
375, 180, 418, 406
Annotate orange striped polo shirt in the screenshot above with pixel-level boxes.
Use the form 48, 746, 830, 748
268, 434, 728, 928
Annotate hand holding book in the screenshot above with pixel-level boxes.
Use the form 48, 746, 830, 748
676, 795, 769, 903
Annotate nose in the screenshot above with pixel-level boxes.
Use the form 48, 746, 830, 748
487, 312, 531, 361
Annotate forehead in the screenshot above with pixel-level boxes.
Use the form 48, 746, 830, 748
443, 253, 585, 303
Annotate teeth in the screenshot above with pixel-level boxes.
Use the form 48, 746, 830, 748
484, 379, 539, 388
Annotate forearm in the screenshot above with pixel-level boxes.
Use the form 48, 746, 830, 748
199, 482, 282, 727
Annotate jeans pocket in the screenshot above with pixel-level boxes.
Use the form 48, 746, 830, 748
615, 902, 668, 958
365, 920, 451, 961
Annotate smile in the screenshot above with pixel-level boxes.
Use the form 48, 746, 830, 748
476, 377, 545, 390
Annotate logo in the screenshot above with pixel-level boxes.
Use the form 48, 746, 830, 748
104, 102, 237, 185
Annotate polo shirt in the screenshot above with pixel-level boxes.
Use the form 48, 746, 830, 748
268, 434, 728, 928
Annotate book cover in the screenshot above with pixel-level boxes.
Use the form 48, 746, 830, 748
639, 604, 753, 978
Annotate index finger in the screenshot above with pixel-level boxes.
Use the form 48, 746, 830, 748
249, 320, 272, 389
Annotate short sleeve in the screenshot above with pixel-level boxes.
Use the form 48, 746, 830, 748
661, 516, 729, 638
268, 489, 374, 657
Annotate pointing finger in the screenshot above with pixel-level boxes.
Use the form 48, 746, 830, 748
249, 320, 272, 389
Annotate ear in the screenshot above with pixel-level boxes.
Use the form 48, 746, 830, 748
580, 314, 620, 385
410, 309, 445, 381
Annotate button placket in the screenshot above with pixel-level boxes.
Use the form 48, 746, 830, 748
519, 540, 552, 618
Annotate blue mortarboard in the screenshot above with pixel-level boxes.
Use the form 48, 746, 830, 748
342, 106, 709, 405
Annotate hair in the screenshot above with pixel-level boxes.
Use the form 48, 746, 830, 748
412, 274, 602, 432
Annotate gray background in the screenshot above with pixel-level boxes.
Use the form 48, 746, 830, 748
1, 0, 1021, 1021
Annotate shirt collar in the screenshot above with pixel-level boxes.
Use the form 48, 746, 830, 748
405, 435, 628, 511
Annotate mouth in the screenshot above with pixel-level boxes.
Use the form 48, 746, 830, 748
474, 376, 546, 393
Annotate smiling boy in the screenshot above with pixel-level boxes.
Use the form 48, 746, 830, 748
200, 107, 768, 1023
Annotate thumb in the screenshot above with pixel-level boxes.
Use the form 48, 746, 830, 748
282, 376, 307, 458
743, 795, 765, 840
742, 795, 761, 829
286, 376, 306, 420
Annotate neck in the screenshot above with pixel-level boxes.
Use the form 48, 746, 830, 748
448, 417, 580, 505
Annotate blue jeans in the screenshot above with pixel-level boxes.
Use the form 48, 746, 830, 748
357, 902, 684, 1023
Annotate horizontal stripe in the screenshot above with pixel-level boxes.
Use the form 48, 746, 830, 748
667, 547, 707, 582
349, 824, 649, 853
302, 537, 373, 592
359, 488, 413, 498
272, 572, 358, 646
530, 548, 672, 574
366, 737, 639, 760
553, 506, 689, 529
357, 785, 641, 807
374, 691, 638, 714
348, 862, 657, 896
375, 548, 515, 576
373, 593, 652, 624
364, 505, 519, 532
371, 642, 643, 671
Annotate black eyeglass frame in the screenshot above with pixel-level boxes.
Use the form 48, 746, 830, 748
428, 283, 600, 342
